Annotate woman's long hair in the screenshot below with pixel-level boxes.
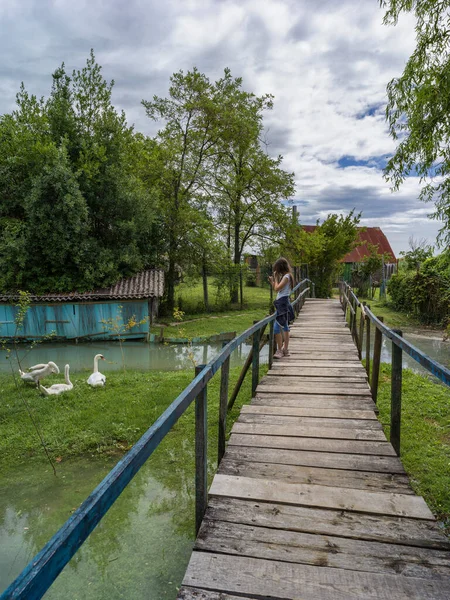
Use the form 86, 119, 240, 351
273, 257, 293, 286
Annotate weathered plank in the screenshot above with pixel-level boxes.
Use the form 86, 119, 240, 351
219, 458, 413, 494
228, 433, 397, 456
205, 497, 450, 549
237, 413, 381, 429
178, 588, 251, 600
263, 375, 369, 384
183, 552, 450, 599
270, 361, 364, 368
253, 394, 377, 410
224, 444, 405, 473
256, 384, 372, 396
196, 520, 450, 578
209, 474, 434, 519
232, 422, 385, 441
268, 366, 367, 375
241, 405, 377, 419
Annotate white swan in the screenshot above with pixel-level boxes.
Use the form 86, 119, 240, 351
19, 361, 60, 384
39, 364, 73, 396
87, 354, 106, 387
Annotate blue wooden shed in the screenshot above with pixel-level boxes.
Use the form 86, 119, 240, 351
0, 269, 164, 342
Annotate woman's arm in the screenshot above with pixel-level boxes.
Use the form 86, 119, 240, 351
268, 274, 290, 292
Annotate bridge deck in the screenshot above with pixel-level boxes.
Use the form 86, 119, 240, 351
177, 299, 450, 600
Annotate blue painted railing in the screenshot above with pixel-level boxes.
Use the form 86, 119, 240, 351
339, 281, 449, 456
1, 278, 313, 600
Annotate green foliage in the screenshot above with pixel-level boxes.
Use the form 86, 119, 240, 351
351, 243, 391, 297
289, 212, 360, 297
381, 0, 450, 243
388, 249, 450, 324
0, 51, 159, 293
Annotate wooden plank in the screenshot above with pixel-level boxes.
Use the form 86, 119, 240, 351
237, 414, 382, 429
256, 384, 372, 396
270, 361, 364, 368
183, 552, 450, 599
206, 497, 450, 549
232, 423, 385, 441
210, 474, 435, 519
178, 588, 251, 600
267, 368, 368, 378
196, 520, 450, 578
286, 352, 361, 359
253, 395, 377, 410
261, 376, 370, 385
225, 445, 405, 473
241, 405, 377, 419
219, 458, 413, 494
228, 433, 398, 456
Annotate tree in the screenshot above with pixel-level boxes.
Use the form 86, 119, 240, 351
0, 51, 159, 293
381, 0, 450, 244
293, 212, 361, 297
142, 69, 220, 311
208, 71, 295, 302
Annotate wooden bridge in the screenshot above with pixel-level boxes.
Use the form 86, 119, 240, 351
177, 299, 450, 600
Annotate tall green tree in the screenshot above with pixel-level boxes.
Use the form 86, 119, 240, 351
208, 71, 295, 302
142, 68, 220, 311
381, 0, 450, 243
0, 51, 159, 292
293, 212, 361, 297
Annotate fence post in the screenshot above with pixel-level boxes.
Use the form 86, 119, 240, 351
218, 342, 230, 465
268, 319, 274, 369
194, 364, 208, 534
365, 306, 371, 381
391, 330, 403, 456
351, 296, 357, 346
312, 282, 315, 298
358, 301, 366, 359
252, 320, 260, 396
371, 316, 383, 404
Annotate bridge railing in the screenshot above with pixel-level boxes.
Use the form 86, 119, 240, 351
339, 281, 450, 456
2, 278, 313, 600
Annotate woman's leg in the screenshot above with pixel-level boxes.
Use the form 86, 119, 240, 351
282, 329, 290, 355
275, 332, 283, 351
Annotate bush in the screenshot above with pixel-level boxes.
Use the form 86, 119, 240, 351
388, 250, 450, 324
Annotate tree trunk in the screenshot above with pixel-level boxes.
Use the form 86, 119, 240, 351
202, 253, 209, 311
231, 217, 240, 303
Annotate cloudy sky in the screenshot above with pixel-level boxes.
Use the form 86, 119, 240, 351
0, 0, 443, 254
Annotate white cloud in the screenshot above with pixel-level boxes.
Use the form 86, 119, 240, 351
0, 0, 442, 254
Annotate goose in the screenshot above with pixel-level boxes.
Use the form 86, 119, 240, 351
39, 364, 73, 396
19, 361, 60, 385
87, 354, 106, 387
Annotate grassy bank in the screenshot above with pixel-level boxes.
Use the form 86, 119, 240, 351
0, 363, 264, 476
376, 363, 450, 529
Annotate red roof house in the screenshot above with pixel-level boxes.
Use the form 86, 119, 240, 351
300, 226, 396, 263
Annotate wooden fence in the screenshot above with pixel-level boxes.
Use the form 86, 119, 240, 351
339, 281, 450, 456
1, 280, 313, 600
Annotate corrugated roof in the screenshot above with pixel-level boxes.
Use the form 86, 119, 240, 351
0, 269, 164, 303
299, 226, 396, 263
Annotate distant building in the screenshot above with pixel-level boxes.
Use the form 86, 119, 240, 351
0, 269, 164, 342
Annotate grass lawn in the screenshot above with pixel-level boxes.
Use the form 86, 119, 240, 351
0, 363, 266, 477
376, 363, 450, 530
157, 278, 274, 339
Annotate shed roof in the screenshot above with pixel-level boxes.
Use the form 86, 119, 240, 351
0, 269, 164, 303
300, 226, 396, 263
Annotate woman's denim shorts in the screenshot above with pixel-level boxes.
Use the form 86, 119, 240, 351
274, 319, 290, 334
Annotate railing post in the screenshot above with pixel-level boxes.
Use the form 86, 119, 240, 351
351, 296, 357, 345
358, 301, 366, 359
195, 364, 208, 534
371, 316, 383, 404
252, 320, 260, 396
312, 282, 315, 298
218, 342, 230, 465
365, 305, 371, 381
391, 330, 403, 456
268, 319, 274, 369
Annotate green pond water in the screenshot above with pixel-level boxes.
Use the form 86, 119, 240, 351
0, 439, 199, 598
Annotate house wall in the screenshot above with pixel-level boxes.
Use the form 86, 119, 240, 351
0, 300, 150, 341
